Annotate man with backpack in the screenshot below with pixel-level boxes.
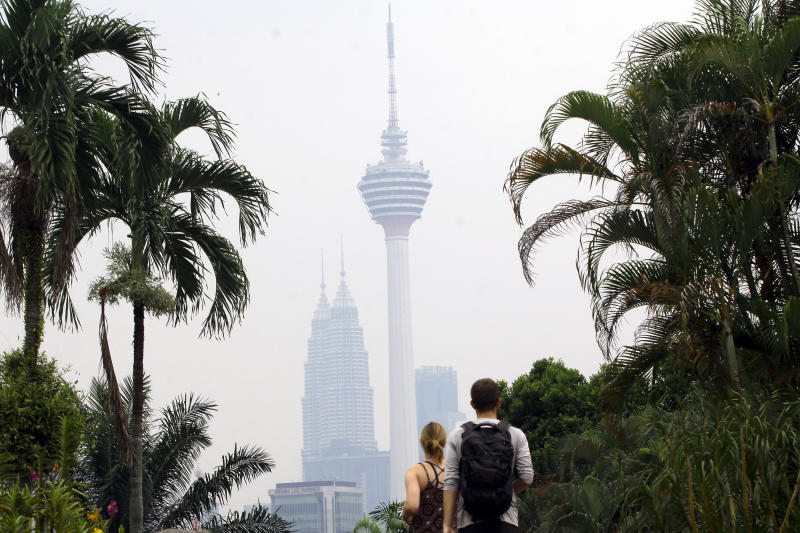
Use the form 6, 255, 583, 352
443, 378, 533, 533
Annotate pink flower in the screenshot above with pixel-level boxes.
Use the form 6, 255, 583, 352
107, 500, 118, 518
29, 470, 40, 480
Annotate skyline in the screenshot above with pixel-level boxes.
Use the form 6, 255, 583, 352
0, 0, 698, 510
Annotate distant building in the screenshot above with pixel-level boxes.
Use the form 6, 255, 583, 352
303, 452, 389, 511
415, 366, 465, 458
269, 481, 364, 533
300, 250, 389, 511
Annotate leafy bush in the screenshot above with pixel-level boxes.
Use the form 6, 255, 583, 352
81, 377, 286, 533
0, 477, 110, 533
498, 358, 599, 476
0, 349, 84, 479
523, 387, 800, 532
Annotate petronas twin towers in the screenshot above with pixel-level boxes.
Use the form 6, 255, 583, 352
301, 6, 431, 503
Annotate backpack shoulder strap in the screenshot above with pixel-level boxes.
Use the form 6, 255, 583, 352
460, 421, 476, 439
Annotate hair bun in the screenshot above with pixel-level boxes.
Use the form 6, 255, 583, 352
419, 422, 447, 462
422, 439, 442, 452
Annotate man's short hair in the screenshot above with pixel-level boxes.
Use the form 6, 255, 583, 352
471, 378, 500, 412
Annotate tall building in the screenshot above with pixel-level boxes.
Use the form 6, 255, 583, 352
301, 251, 389, 511
415, 366, 466, 460
358, 6, 431, 498
270, 481, 364, 533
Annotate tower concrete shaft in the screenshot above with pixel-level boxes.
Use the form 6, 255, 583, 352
385, 234, 415, 497
358, 6, 431, 498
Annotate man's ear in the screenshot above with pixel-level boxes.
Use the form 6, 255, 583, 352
496, 397, 502, 409
470, 400, 476, 411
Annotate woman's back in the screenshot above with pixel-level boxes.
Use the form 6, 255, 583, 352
410, 461, 444, 533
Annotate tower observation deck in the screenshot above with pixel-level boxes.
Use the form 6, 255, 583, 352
358, 6, 431, 498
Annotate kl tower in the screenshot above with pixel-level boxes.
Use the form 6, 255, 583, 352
358, 6, 432, 498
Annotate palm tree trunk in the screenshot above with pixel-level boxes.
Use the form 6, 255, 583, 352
99, 295, 132, 465
129, 301, 146, 533
722, 315, 741, 389
21, 225, 45, 366
769, 121, 778, 165
767, 120, 800, 296
9, 147, 46, 366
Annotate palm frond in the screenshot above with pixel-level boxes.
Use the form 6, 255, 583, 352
161, 97, 235, 158
67, 12, 161, 94
160, 445, 275, 529
165, 149, 272, 244
624, 22, 701, 66
202, 504, 294, 533
146, 395, 216, 525
517, 198, 619, 284
505, 144, 621, 223
540, 91, 639, 162
353, 515, 383, 533
162, 214, 249, 337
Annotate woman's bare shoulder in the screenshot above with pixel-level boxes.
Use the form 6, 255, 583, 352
406, 462, 424, 475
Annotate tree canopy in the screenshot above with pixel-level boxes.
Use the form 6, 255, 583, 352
498, 358, 598, 476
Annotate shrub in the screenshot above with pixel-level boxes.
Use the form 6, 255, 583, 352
0, 349, 84, 479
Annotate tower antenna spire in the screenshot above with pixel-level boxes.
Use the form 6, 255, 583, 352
320, 249, 326, 289
386, 4, 398, 130
340, 235, 345, 277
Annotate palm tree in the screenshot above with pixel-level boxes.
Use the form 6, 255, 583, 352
504, 63, 697, 390
71, 96, 271, 533
353, 516, 383, 533
0, 0, 161, 364
504, 0, 800, 400
82, 377, 291, 533
367, 501, 408, 533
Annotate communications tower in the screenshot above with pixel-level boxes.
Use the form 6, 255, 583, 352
358, 6, 431, 498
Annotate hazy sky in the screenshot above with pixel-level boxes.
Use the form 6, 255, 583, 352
0, 0, 697, 510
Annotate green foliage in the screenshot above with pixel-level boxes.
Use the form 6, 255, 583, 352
523, 386, 800, 532
504, 0, 800, 401
360, 501, 407, 533
80, 377, 282, 533
202, 504, 294, 533
504, 5, 800, 530
498, 358, 599, 476
369, 501, 408, 532
0, 478, 109, 533
69, 95, 272, 337
0, 0, 163, 345
88, 243, 174, 316
0, 349, 83, 479
353, 515, 383, 533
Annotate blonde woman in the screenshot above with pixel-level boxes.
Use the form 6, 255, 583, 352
402, 422, 447, 532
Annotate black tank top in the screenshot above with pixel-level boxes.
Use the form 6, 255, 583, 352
410, 461, 444, 533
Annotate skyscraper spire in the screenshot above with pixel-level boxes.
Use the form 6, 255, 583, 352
320, 249, 326, 289
386, 4, 398, 131
340, 235, 346, 277
334, 237, 355, 308
380, 4, 408, 163
313, 260, 330, 321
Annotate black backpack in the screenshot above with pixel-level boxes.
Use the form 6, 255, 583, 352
459, 421, 515, 521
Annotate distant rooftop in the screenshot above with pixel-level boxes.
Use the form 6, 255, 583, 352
416, 366, 457, 379
275, 480, 357, 489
